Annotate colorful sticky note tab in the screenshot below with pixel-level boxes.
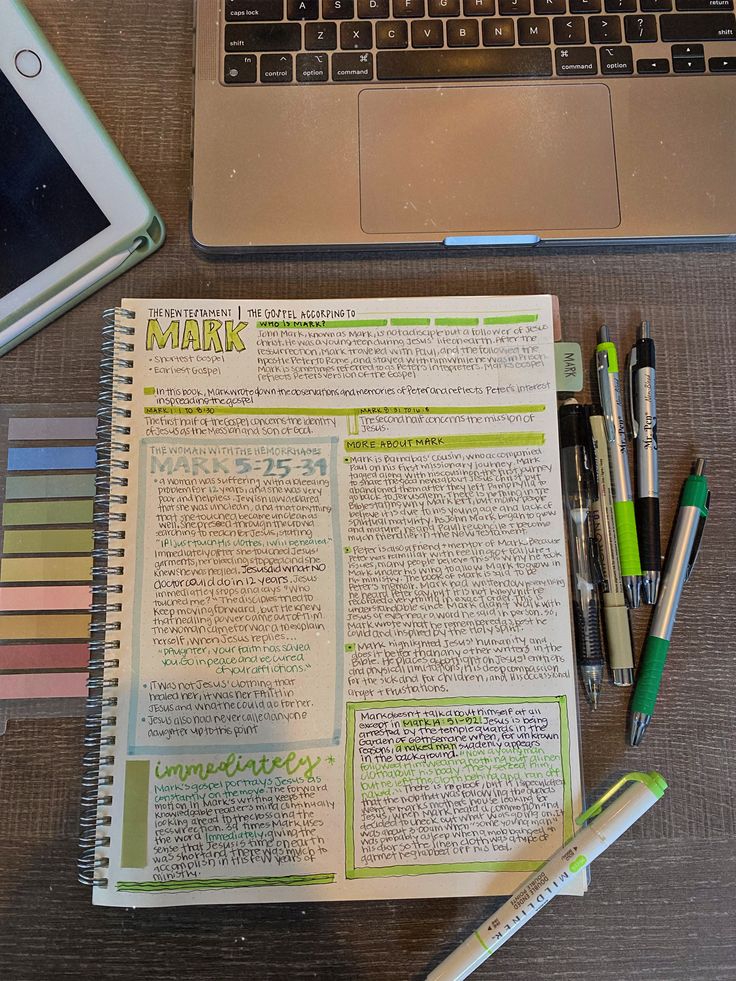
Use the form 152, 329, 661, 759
2, 529, 94, 554
0, 556, 92, 583
7, 446, 97, 471
2, 500, 94, 526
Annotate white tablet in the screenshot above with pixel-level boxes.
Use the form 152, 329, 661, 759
0, 0, 165, 356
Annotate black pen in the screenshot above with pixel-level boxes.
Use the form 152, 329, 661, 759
628, 321, 661, 605
559, 399, 605, 709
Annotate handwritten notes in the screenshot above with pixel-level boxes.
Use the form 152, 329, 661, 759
95, 297, 583, 907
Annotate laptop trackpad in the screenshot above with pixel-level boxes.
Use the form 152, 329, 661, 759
358, 83, 620, 235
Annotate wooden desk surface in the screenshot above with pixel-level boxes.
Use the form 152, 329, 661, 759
1, 2, 735, 978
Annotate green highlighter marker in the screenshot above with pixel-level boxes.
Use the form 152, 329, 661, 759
596, 326, 642, 608
425, 772, 668, 981
630, 459, 710, 746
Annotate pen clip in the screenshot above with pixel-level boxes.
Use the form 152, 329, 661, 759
626, 347, 638, 440
576, 772, 662, 824
685, 490, 710, 582
595, 350, 617, 444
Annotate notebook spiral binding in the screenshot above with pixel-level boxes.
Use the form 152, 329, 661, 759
78, 307, 135, 888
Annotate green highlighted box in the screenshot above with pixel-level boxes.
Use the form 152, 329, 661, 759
117, 873, 336, 893
435, 317, 479, 327
344, 433, 544, 454
483, 314, 539, 325
121, 760, 151, 869
345, 696, 572, 880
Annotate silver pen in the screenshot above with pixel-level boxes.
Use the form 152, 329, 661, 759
589, 410, 635, 686
628, 321, 661, 604
596, 326, 642, 609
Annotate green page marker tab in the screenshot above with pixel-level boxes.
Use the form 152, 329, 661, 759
555, 342, 583, 392
613, 499, 642, 576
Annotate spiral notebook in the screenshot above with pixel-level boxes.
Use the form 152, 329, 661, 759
80, 296, 585, 907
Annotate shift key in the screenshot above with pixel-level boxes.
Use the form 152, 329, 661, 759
226, 23, 301, 50
660, 12, 736, 37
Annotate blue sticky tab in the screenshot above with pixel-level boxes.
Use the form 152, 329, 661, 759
444, 235, 541, 247
8, 446, 97, 471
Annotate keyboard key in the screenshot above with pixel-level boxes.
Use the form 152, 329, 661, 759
640, 0, 672, 9
412, 19, 444, 43
226, 23, 301, 50
624, 14, 658, 39
323, 0, 355, 16
709, 53, 736, 66
554, 15, 587, 40
376, 19, 409, 43
677, 0, 733, 8
261, 53, 293, 80
482, 16, 515, 42
296, 51, 330, 78
605, 0, 636, 11
555, 44, 597, 71
519, 16, 552, 41
288, 0, 319, 17
600, 42, 634, 70
660, 12, 736, 37
341, 20, 373, 45
570, 0, 601, 10
637, 55, 670, 69
429, 0, 462, 13
464, 0, 496, 12
224, 54, 258, 82
589, 15, 622, 40
332, 51, 374, 78
226, 0, 283, 19
393, 0, 425, 13
535, 0, 566, 12
447, 18, 480, 42
305, 21, 338, 45
358, 0, 390, 14
673, 52, 706, 66
376, 46, 553, 75
500, 0, 531, 12
672, 40, 704, 51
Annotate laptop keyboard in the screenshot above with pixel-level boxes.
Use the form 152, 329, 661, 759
222, 0, 736, 82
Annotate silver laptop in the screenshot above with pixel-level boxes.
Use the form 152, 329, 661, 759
192, 0, 736, 250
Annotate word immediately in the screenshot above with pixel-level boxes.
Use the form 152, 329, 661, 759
146, 318, 247, 352
154, 751, 321, 783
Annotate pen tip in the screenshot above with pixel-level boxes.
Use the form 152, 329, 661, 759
584, 680, 601, 710
639, 320, 651, 339
629, 713, 651, 747
599, 325, 611, 343
694, 458, 707, 476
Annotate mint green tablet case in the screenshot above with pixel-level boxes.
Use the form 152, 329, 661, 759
0, 1, 165, 356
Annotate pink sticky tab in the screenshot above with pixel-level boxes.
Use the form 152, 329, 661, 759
0, 672, 87, 699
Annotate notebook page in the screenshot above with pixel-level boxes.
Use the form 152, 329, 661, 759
94, 295, 583, 907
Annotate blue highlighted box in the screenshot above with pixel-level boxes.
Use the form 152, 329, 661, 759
7, 446, 97, 471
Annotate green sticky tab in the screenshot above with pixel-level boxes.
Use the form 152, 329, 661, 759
597, 340, 618, 372
555, 342, 583, 392
569, 855, 588, 873
2, 528, 93, 554
2, 499, 93, 525
613, 499, 642, 576
631, 636, 670, 715
121, 760, 151, 869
